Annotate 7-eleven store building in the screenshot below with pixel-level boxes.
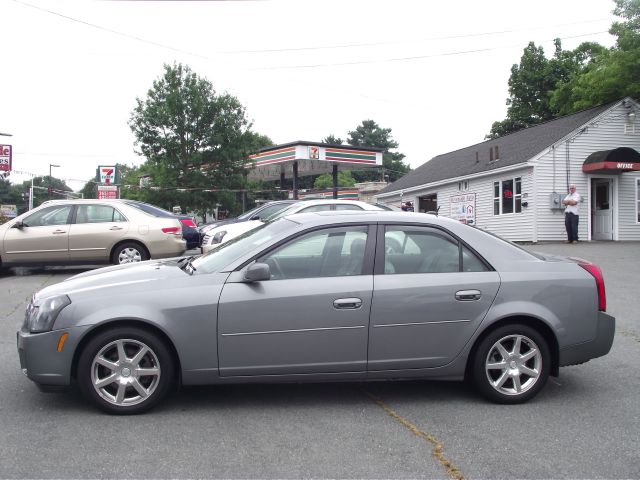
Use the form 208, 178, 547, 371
247, 141, 383, 199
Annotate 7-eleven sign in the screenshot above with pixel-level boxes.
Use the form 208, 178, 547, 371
99, 166, 117, 185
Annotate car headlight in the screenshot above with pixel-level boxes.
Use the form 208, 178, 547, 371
212, 230, 227, 244
23, 294, 71, 333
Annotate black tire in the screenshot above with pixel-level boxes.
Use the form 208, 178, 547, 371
111, 242, 149, 265
77, 327, 175, 414
472, 324, 550, 404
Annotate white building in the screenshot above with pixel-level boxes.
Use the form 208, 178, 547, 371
376, 98, 640, 242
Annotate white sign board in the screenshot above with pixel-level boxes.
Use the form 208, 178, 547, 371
97, 185, 118, 199
450, 193, 476, 224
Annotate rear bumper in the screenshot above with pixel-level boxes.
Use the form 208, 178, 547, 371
559, 311, 615, 367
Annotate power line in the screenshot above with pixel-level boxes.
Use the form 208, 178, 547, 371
219, 19, 611, 54
251, 31, 609, 70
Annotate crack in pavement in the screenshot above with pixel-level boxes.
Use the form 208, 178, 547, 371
361, 387, 465, 480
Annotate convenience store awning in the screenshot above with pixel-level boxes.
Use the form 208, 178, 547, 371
246, 141, 383, 182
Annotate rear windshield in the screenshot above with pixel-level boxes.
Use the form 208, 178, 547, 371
124, 201, 173, 218
474, 226, 544, 260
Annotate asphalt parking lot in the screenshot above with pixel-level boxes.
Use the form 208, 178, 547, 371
0, 242, 638, 479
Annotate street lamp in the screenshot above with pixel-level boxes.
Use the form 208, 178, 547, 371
49, 164, 60, 199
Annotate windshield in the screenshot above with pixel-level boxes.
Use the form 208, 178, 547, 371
191, 218, 297, 273
262, 202, 305, 222
236, 205, 262, 220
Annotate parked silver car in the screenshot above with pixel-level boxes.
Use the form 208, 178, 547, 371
17, 211, 614, 414
0, 199, 186, 271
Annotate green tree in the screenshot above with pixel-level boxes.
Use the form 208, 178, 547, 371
129, 63, 271, 217
487, 39, 605, 138
322, 134, 343, 145
346, 120, 411, 182
0, 178, 24, 215
550, 0, 640, 114
313, 171, 356, 189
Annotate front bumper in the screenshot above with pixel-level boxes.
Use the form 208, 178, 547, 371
559, 311, 615, 367
17, 325, 91, 388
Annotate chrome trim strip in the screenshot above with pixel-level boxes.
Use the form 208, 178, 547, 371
5, 249, 67, 254
222, 325, 366, 337
375, 319, 470, 327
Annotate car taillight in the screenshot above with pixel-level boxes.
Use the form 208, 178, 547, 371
162, 227, 180, 234
180, 219, 196, 228
575, 259, 606, 312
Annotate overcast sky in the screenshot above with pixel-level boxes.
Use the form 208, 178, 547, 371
2, 0, 618, 191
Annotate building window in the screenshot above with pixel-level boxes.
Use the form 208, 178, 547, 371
458, 180, 469, 191
493, 177, 522, 215
637, 179, 640, 223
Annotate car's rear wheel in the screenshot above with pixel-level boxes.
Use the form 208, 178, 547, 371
77, 327, 175, 414
111, 242, 149, 265
472, 324, 550, 404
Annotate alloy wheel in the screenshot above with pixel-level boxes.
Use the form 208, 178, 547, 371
90, 339, 161, 407
484, 334, 542, 396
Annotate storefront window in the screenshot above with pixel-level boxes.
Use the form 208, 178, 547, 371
493, 177, 522, 215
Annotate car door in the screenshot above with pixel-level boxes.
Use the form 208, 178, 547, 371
368, 224, 501, 371
68, 204, 130, 262
217, 225, 374, 377
1, 204, 73, 264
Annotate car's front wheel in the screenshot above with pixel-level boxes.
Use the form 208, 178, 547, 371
77, 327, 175, 414
472, 324, 550, 404
111, 242, 149, 265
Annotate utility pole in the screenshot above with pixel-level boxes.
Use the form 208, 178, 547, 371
49, 164, 60, 199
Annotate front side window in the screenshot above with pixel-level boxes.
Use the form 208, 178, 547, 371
22, 205, 72, 227
493, 177, 522, 215
258, 226, 368, 280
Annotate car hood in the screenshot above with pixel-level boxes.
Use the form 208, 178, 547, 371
34, 258, 186, 301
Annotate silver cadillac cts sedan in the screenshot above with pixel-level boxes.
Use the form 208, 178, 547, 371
17, 211, 615, 414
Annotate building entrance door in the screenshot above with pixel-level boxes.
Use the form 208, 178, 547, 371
592, 178, 613, 241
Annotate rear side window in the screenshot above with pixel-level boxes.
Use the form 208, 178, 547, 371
334, 204, 363, 211
76, 205, 126, 223
382, 225, 489, 274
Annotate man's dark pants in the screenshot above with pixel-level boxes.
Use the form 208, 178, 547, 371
565, 212, 579, 242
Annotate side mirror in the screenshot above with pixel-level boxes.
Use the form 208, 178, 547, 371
243, 262, 271, 282
11, 221, 24, 229
250, 215, 260, 220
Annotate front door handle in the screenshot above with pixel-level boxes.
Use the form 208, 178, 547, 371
109, 226, 124, 231
52, 229, 67, 234
333, 298, 362, 309
455, 290, 481, 301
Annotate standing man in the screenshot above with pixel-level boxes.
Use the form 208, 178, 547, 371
563, 184, 581, 243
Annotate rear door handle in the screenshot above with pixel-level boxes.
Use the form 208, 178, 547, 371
52, 229, 67, 234
455, 290, 481, 301
333, 298, 362, 309
109, 226, 124, 231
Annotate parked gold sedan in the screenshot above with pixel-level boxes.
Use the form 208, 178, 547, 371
0, 199, 187, 270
